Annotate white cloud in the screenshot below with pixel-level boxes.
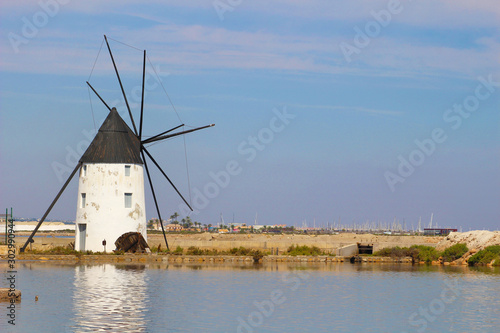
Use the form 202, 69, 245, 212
0, 1, 498, 80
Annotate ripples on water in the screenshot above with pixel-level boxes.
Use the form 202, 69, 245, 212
1, 262, 499, 332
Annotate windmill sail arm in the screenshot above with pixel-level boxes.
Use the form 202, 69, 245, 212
87, 81, 111, 112
142, 124, 214, 144
20, 162, 82, 252
141, 150, 169, 250
139, 49, 146, 140
142, 146, 193, 211
104, 35, 138, 136
142, 124, 184, 144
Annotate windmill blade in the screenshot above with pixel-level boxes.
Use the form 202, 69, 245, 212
142, 146, 193, 211
87, 81, 112, 112
20, 162, 82, 252
142, 124, 184, 144
104, 35, 138, 136
139, 49, 146, 140
142, 124, 215, 144
141, 150, 169, 250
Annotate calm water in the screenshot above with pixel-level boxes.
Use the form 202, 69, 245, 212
1, 261, 499, 332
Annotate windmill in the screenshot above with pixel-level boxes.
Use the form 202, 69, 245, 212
20, 35, 214, 253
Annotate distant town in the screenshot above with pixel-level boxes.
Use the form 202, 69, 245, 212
1, 212, 460, 236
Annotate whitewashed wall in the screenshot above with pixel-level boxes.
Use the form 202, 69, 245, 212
75, 163, 147, 252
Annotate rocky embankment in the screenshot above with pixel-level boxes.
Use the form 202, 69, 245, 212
436, 230, 500, 264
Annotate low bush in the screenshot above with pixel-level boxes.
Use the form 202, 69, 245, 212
441, 243, 468, 262
374, 246, 411, 258
29, 246, 80, 255
251, 250, 264, 262
286, 244, 324, 256
468, 245, 500, 266
410, 245, 440, 263
374, 245, 439, 263
229, 247, 253, 256
186, 246, 204, 255
173, 246, 184, 255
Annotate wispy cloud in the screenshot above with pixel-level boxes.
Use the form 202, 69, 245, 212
0, 1, 498, 80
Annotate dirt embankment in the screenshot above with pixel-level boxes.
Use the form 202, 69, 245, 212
435, 230, 500, 252
147, 232, 442, 253
11, 232, 443, 253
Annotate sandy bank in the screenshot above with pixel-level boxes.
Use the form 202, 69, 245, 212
8, 232, 443, 253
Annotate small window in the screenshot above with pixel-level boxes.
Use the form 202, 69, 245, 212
124, 193, 132, 208
125, 165, 131, 177
82, 165, 87, 177
81, 193, 86, 208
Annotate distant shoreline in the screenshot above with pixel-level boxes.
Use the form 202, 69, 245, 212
4, 232, 442, 254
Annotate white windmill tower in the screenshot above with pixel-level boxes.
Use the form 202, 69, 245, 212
20, 36, 214, 253
74, 107, 147, 252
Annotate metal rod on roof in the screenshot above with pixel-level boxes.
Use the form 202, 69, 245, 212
142, 124, 215, 144
139, 49, 146, 140
104, 35, 138, 136
20, 162, 82, 253
86, 81, 112, 112
142, 146, 193, 211
141, 150, 169, 250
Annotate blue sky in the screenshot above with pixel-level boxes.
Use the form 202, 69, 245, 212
0, 0, 499, 230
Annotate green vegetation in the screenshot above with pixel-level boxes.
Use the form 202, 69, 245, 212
28, 246, 80, 255
374, 246, 411, 258
410, 245, 440, 263
286, 244, 330, 256
173, 246, 184, 255
374, 245, 439, 263
229, 246, 254, 256
441, 243, 468, 262
468, 245, 500, 266
184, 246, 265, 260
26, 246, 104, 255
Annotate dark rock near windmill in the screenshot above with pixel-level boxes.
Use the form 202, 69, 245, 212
115, 232, 150, 253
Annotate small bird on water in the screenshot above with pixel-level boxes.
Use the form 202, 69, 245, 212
35, 296, 38, 301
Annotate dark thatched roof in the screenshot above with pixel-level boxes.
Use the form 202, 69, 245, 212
80, 108, 143, 164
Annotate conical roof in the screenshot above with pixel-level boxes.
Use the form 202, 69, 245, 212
80, 108, 143, 164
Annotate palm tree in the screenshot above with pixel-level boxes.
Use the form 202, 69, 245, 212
185, 216, 193, 228
170, 212, 179, 224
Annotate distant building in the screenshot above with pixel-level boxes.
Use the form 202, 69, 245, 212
424, 228, 457, 236
164, 224, 184, 232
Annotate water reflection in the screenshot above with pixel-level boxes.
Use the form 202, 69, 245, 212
71, 264, 149, 332
1, 261, 498, 333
